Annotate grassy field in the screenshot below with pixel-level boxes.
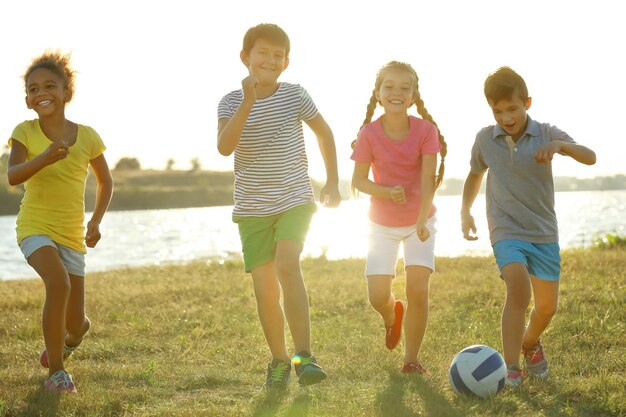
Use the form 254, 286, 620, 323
0, 249, 624, 417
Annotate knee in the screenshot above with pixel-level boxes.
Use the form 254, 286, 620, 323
535, 301, 558, 320
45, 275, 71, 298
368, 292, 389, 312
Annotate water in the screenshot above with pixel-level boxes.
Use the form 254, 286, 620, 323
1, 190, 624, 281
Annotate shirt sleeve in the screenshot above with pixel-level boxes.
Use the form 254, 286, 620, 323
421, 122, 442, 154
469, 134, 487, 173
350, 126, 373, 163
9, 123, 28, 148
298, 86, 319, 121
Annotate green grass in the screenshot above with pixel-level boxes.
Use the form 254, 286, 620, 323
0, 250, 624, 417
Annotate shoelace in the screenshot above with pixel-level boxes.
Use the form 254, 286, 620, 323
270, 363, 289, 382
50, 371, 73, 388
523, 341, 544, 363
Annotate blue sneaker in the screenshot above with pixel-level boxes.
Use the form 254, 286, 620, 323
263, 359, 291, 391
293, 352, 327, 386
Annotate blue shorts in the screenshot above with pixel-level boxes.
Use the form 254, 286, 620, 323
20, 235, 86, 277
492, 239, 560, 281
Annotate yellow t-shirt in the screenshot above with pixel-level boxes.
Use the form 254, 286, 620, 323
9, 120, 106, 253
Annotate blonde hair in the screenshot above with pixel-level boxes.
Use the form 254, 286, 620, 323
352, 61, 447, 188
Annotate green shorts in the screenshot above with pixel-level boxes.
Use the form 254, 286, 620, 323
233, 202, 317, 272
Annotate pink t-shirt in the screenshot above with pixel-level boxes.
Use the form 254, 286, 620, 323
351, 115, 442, 227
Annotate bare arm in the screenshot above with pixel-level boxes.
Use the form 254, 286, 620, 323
352, 161, 405, 202
85, 154, 114, 248
305, 113, 341, 207
7, 139, 69, 186
217, 76, 257, 156
415, 154, 437, 241
460, 170, 485, 241
535, 141, 596, 165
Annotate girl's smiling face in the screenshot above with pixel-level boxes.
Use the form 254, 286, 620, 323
25, 68, 68, 116
376, 69, 415, 115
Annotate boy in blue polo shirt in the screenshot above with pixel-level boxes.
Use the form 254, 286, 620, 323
460, 66, 596, 387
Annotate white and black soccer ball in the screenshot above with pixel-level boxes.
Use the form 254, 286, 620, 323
449, 344, 506, 398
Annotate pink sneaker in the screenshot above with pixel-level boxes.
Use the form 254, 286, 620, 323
401, 361, 431, 375
385, 300, 404, 350
523, 339, 549, 378
43, 370, 77, 393
39, 342, 81, 368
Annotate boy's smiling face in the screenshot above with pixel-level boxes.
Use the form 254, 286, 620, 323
488, 93, 532, 140
241, 38, 289, 86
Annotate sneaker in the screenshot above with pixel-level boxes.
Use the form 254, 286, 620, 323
293, 352, 327, 386
385, 300, 404, 350
263, 359, 291, 390
40, 319, 90, 368
505, 364, 524, 387
43, 370, 77, 393
523, 339, 549, 378
400, 361, 431, 375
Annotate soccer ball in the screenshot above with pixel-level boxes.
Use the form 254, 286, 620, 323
449, 344, 506, 398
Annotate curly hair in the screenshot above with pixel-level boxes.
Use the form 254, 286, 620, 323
23, 50, 76, 102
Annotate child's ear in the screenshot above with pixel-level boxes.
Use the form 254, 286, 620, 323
64, 88, 72, 103
282, 57, 290, 71
240, 50, 249, 67
25, 96, 31, 109
525, 97, 532, 110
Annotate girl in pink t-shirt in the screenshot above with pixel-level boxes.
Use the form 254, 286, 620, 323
350, 61, 447, 374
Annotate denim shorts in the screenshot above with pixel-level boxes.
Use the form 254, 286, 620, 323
233, 203, 317, 272
492, 239, 560, 281
365, 216, 437, 277
20, 234, 86, 277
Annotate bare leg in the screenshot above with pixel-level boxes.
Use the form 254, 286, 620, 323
403, 266, 431, 364
500, 263, 531, 367
367, 275, 395, 326
65, 274, 91, 347
275, 240, 310, 355
523, 276, 559, 348
251, 262, 290, 362
28, 246, 71, 376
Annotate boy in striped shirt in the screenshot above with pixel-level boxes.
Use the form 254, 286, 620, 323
217, 23, 341, 390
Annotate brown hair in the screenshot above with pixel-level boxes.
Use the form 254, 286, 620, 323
352, 61, 447, 188
23, 50, 76, 103
484, 66, 528, 104
242, 23, 290, 58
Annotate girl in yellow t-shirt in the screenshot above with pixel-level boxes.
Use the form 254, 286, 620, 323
7, 51, 114, 394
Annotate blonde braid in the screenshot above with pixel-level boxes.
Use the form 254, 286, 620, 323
414, 93, 447, 188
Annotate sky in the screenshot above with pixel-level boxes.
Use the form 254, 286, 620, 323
1, 0, 624, 182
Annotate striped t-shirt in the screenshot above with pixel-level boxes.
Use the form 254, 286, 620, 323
218, 82, 318, 216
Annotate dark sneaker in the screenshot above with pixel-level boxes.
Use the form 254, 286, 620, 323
505, 364, 524, 388
385, 300, 404, 350
263, 359, 291, 391
43, 370, 77, 393
401, 361, 431, 375
293, 352, 327, 386
523, 339, 549, 378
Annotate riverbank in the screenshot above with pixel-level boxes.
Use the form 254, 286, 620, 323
1, 169, 624, 215
0, 249, 623, 416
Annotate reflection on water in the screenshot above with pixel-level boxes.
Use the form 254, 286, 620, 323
1, 190, 624, 281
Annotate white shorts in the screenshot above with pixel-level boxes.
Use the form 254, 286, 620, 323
20, 234, 86, 277
365, 216, 437, 277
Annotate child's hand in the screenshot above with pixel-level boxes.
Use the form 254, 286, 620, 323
85, 220, 102, 248
42, 141, 69, 165
389, 185, 406, 204
416, 222, 430, 242
534, 141, 562, 163
320, 183, 341, 208
461, 211, 478, 241
241, 74, 258, 102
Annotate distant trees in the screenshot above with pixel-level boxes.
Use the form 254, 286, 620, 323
166, 159, 176, 171
114, 157, 141, 171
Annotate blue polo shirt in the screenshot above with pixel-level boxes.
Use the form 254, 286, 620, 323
469, 117, 576, 245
